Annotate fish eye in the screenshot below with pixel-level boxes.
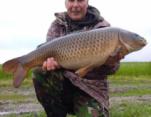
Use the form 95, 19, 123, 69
134, 34, 140, 37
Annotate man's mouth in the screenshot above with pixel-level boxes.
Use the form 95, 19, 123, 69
71, 10, 81, 14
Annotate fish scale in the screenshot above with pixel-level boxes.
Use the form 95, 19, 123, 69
2, 27, 147, 88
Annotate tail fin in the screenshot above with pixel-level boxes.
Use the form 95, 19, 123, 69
2, 58, 27, 88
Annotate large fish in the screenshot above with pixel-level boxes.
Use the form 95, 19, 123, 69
2, 27, 147, 88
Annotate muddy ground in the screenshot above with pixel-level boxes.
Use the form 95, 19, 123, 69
1, 85, 151, 116
0, 87, 43, 116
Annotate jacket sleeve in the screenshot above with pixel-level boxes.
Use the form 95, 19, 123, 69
46, 20, 64, 42
37, 19, 64, 48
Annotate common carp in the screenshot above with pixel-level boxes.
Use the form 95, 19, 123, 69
2, 27, 147, 88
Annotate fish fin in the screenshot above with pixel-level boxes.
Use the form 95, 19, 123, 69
110, 46, 122, 57
2, 58, 28, 88
75, 64, 93, 78
2, 58, 20, 73
13, 64, 27, 88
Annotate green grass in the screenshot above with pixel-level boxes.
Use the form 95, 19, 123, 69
0, 64, 32, 87
115, 62, 151, 76
4, 103, 151, 117
0, 62, 151, 86
0, 76, 32, 88
109, 75, 151, 88
0, 65, 12, 80
0, 64, 32, 80
110, 102, 151, 117
3, 111, 46, 117
1, 62, 151, 117
0, 94, 27, 101
111, 88, 151, 97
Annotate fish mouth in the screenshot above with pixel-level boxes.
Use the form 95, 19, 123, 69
139, 38, 147, 47
141, 38, 147, 46
133, 38, 147, 51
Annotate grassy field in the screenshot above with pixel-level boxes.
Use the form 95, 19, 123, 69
0, 62, 151, 117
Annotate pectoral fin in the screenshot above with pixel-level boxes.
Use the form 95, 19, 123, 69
75, 64, 94, 78
110, 46, 122, 57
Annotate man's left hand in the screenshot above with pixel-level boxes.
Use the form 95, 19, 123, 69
105, 51, 124, 66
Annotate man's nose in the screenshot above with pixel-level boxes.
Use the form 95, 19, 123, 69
72, 1, 79, 7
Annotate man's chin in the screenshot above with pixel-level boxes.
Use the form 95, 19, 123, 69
70, 15, 84, 21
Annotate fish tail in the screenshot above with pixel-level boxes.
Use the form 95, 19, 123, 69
2, 58, 27, 88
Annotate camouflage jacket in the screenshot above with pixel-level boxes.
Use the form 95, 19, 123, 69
45, 6, 119, 110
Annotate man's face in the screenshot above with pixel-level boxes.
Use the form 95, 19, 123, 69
65, 0, 88, 21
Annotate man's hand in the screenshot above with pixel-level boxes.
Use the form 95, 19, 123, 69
42, 57, 60, 71
105, 51, 124, 66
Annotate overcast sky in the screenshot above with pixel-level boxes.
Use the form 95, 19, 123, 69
0, 0, 150, 64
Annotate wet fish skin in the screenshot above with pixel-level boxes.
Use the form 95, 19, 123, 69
2, 27, 147, 88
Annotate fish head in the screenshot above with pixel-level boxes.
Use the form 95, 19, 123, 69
119, 29, 147, 53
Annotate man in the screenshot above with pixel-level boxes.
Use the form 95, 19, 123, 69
33, 0, 121, 117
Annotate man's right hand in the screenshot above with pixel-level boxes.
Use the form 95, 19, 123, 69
42, 57, 60, 71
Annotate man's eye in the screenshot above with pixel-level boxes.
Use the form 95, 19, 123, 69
69, 0, 74, 2
78, 0, 84, 2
